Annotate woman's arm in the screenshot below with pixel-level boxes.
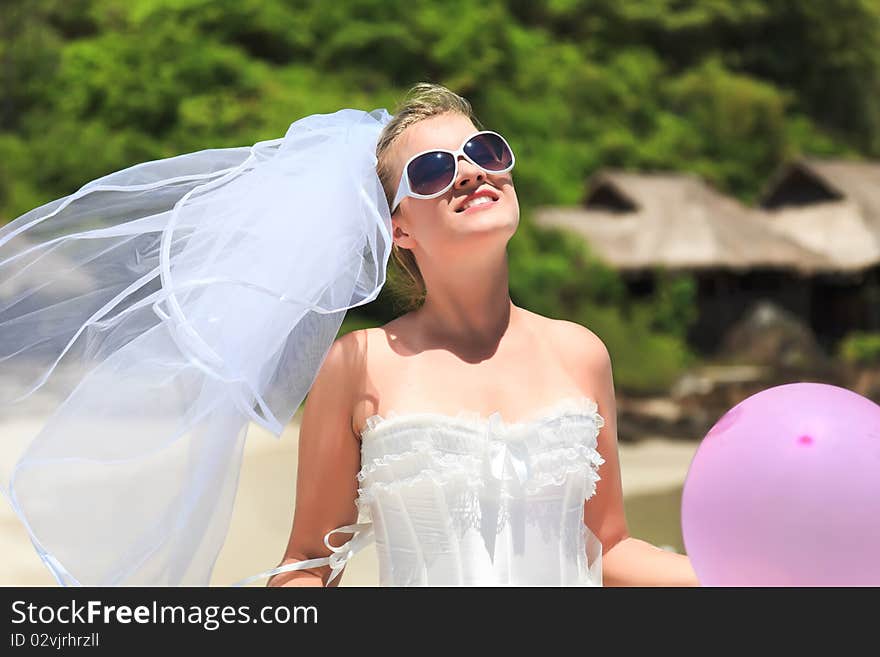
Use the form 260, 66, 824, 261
268, 331, 365, 587
602, 537, 698, 587
558, 320, 699, 587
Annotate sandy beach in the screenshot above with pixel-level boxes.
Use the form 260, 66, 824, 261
0, 417, 699, 587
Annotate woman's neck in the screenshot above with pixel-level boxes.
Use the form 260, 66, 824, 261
410, 250, 517, 356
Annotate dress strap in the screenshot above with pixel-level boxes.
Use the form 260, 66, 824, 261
231, 522, 374, 587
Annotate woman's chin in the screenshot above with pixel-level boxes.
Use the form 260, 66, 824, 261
454, 205, 516, 227
451, 214, 518, 246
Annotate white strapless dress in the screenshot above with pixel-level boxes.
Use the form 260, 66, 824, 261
245, 396, 606, 587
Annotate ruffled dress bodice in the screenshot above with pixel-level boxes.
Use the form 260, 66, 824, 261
241, 396, 606, 587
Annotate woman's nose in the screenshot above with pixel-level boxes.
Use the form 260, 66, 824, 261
454, 156, 485, 189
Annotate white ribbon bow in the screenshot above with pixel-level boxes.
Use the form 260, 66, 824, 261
232, 521, 374, 587
324, 522, 375, 585
480, 414, 531, 559
487, 438, 531, 486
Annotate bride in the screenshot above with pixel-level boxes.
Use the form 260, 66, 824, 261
0, 80, 697, 587
265, 83, 699, 587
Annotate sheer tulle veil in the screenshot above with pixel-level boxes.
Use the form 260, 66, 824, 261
0, 108, 394, 585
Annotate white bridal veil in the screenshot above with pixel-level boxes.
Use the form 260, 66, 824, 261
0, 108, 394, 585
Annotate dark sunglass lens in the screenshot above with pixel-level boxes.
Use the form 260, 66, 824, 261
464, 133, 513, 171
407, 152, 456, 195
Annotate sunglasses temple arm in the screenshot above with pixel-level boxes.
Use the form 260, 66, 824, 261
390, 170, 410, 214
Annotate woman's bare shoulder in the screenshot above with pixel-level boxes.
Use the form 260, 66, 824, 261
339, 318, 415, 436
519, 308, 609, 363
324, 326, 389, 394
326, 327, 370, 371
359, 313, 420, 355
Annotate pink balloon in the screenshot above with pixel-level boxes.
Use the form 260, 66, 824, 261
682, 382, 880, 586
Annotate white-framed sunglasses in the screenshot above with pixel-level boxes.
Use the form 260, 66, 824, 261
391, 130, 515, 214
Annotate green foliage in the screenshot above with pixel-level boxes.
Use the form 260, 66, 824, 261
637, 269, 699, 341
337, 312, 382, 339
573, 301, 699, 395
838, 331, 880, 366
508, 216, 627, 317
2, 0, 877, 219
2, 0, 879, 391
508, 215, 697, 393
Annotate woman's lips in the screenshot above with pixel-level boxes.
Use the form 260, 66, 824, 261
460, 198, 499, 215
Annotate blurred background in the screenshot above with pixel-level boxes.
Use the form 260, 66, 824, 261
2, 0, 879, 584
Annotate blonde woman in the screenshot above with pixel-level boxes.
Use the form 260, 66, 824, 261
265, 84, 699, 587
0, 82, 697, 587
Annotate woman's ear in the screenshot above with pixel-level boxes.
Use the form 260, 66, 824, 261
392, 219, 415, 249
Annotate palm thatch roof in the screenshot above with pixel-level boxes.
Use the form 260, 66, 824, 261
759, 158, 880, 271
533, 170, 835, 274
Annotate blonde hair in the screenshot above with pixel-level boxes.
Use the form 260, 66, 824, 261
375, 83, 484, 312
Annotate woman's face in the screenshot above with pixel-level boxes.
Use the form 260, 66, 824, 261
389, 112, 519, 258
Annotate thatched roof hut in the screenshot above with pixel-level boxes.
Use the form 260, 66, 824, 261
759, 159, 880, 272
533, 171, 834, 274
